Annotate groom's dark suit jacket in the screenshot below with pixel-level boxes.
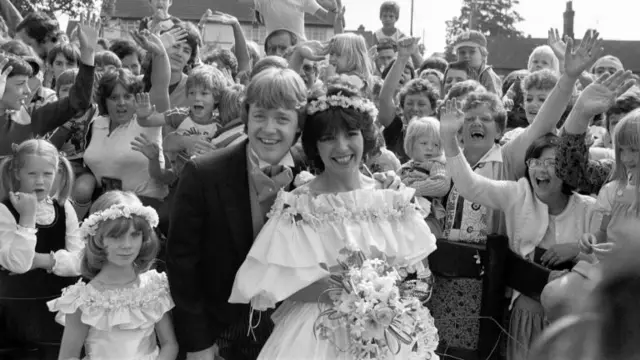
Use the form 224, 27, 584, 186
167, 140, 306, 354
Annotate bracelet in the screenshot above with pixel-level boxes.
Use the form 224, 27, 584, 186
47, 251, 56, 274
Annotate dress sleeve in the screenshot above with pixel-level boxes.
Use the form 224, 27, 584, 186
51, 201, 84, 277
445, 152, 519, 211
555, 131, 613, 195
0, 203, 37, 273
228, 194, 330, 311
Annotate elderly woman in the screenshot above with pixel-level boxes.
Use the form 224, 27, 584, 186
83, 31, 171, 208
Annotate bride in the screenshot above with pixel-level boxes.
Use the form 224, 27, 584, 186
229, 84, 439, 359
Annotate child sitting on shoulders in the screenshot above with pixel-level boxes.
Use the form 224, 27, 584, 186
503, 45, 559, 109
450, 30, 502, 96
373, 1, 406, 46
48, 191, 178, 360
139, 0, 180, 34
398, 117, 450, 237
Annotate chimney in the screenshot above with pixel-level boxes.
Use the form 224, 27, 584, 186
563, 1, 575, 40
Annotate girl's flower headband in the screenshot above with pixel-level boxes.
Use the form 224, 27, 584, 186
79, 204, 159, 240
307, 93, 378, 120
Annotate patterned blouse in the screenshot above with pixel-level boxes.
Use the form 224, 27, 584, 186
556, 131, 614, 195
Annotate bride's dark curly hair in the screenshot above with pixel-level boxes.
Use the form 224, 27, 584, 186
302, 84, 378, 172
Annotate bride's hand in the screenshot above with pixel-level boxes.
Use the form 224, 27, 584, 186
373, 171, 404, 190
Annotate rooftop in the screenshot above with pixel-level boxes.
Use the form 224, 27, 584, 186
111, 0, 331, 26
487, 36, 640, 74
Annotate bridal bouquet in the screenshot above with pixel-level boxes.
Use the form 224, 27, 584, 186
313, 244, 439, 360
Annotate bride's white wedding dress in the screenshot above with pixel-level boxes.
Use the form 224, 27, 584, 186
229, 185, 439, 359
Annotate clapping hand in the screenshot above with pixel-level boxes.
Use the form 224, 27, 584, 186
131, 133, 161, 160
77, 13, 101, 52
131, 30, 166, 56
440, 99, 465, 141
135, 93, 156, 119
575, 70, 636, 117
564, 29, 604, 78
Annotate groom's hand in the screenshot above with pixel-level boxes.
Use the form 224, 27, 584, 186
186, 345, 218, 360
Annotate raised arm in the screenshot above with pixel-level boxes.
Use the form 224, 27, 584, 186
31, 14, 98, 136
503, 29, 605, 176
556, 70, 635, 193
315, 0, 344, 33
131, 30, 171, 113
378, 37, 418, 127
440, 99, 519, 211
135, 92, 167, 127
211, 11, 251, 75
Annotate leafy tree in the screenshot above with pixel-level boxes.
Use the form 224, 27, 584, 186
11, 0, 96, 18
444, 0, 524, 60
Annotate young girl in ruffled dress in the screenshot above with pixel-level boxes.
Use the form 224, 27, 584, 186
48, 191, 178, 360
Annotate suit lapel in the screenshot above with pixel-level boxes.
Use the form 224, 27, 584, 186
220, 140, 254, 256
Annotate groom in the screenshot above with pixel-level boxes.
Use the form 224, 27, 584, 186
166, 68, 309, 360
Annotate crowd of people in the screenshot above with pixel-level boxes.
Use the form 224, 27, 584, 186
0, 0, 639, 359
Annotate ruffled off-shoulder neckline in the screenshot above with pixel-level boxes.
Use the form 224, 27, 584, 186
47, 270, 174, 331
268, 186, 425, 224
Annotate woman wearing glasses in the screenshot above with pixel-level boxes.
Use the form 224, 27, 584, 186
442, 130, 600, 359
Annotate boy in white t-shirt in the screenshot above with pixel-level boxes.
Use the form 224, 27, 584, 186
239, 0, 341, 41
136, 65, 230, 174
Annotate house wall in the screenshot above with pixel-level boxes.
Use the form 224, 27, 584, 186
103, 18, 334, 48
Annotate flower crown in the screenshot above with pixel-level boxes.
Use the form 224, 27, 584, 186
79, 204, 159, 240
307, 93, 378, 120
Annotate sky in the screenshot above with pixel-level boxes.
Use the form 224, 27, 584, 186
56, 0, 636, 54
341, 0, 639, 55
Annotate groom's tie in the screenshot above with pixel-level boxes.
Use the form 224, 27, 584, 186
262, 164, 293, 188
257, 165, 293, 202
